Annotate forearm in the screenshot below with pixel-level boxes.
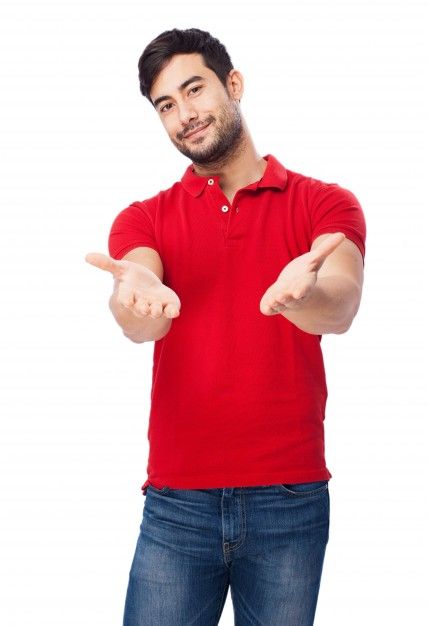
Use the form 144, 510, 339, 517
280, 275, 362, 335
109, 294, 172, 343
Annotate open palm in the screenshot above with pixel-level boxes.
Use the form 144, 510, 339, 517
85, 252, 181, 319
260, 232, 345, 315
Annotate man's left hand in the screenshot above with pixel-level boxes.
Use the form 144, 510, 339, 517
260, 232, 346, 315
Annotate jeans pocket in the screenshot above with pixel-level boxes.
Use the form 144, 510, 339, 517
279, 480, 329, 497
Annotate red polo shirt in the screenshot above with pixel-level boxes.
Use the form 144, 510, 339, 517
108, 154, 366, 493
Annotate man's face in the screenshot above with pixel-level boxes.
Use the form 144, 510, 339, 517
150, 52, 244, 165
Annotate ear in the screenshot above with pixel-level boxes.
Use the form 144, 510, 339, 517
227, 68, 244, 101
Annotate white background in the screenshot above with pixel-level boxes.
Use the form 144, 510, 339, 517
1, 0, 427, 624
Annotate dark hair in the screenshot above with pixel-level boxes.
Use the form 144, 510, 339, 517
138, 28, 234, 105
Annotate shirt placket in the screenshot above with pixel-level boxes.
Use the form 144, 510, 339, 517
205, 178, 242, 247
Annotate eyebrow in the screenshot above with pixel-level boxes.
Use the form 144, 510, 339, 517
152, 75, 205, 110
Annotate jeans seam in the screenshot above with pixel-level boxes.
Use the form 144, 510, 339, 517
223, 490, 247, 554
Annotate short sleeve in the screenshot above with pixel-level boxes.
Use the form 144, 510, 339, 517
108, 200, 159, 260
309, 182, 366, 266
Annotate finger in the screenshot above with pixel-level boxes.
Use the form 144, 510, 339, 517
148, 301, 163, 319
310, 232, 346, 270
260, 302, 277, 315
135, 299, 179, 319
261, 292, 288, 314
271, 303, 287, 312
164, 303, 180, 318
269, 287, 307, 312
133, 298, 151, 317
273, 282, 308, 304
272, 293, 292, 307
312, 233, 345, 262
85, 252, 124, 276
274, 296, 296, 310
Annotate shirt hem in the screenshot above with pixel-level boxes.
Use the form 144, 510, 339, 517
141, 468, 332, 493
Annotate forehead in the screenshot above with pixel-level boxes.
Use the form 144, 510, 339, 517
150, 53, 217, 99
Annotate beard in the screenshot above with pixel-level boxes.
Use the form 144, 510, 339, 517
170, 99, 245, 166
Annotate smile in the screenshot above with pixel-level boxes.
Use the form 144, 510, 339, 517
184, 122, 211, 139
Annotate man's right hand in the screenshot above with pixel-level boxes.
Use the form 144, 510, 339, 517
85, 252, 181, 319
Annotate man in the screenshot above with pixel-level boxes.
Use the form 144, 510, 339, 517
85, 27, 366, 626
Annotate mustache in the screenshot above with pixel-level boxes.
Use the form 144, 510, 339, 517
180, 118, 214, 139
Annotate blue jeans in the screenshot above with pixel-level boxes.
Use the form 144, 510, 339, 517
123, 481, 330, 625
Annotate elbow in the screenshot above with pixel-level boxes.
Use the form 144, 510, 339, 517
335, 307, 359, 334
336, 289, 362, 334
334, 307, 356, 334
335, 321, 352, 334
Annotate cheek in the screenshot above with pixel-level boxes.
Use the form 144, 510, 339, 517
163, 119, 178, 138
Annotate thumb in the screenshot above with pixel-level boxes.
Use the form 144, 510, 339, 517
85, 252, 124, 276
311, 232, 346, 271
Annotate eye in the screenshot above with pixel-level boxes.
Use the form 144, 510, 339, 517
160, 86, 202, 113
160, 102, 173, 113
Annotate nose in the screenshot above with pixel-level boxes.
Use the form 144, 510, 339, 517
177, 102, 198, 129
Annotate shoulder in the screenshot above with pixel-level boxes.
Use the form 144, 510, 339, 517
305, 174, 362, 208
135, 179, 186, 212
284, 165, 360, 202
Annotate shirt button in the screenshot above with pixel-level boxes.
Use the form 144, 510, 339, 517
207, 179, 214, 185
221, 205, 229, 212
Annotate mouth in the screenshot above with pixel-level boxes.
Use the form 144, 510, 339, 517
183, 122, 211, 139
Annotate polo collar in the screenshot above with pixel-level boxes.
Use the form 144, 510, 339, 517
180, 153, 288, 198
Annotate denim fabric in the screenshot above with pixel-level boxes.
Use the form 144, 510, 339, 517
123, 480, 330, 625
